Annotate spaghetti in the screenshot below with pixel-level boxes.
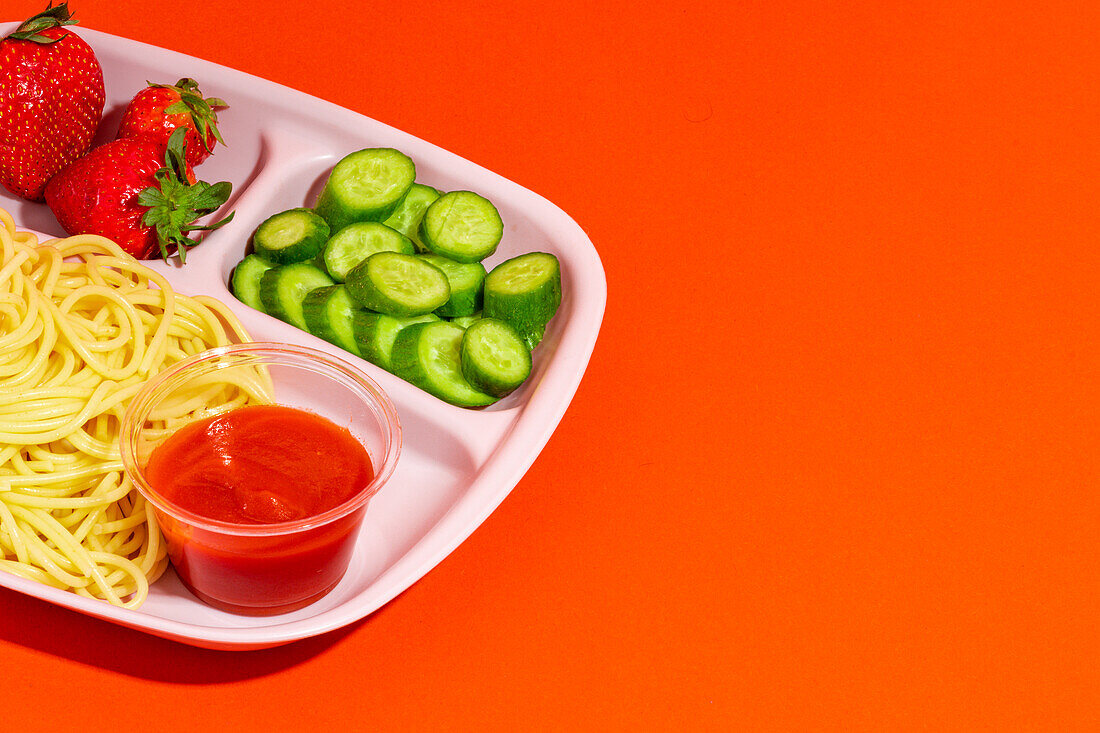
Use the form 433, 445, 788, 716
0, 207, 266, 608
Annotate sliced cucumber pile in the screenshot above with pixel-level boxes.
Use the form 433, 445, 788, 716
226, 146, 563, 408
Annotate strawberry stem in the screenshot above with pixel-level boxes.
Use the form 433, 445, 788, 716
137, 129, 235, 263
8, 2, 78, 44
149, 77, 228, 154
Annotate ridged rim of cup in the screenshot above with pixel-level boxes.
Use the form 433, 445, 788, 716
120, 341, 403, 537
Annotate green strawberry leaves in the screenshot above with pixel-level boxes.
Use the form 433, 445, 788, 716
8, 2, 78, 44
137, 128, 234, 263
152, 77, 228, 154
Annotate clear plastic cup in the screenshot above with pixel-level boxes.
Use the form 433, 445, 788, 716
121, 342, 401, 616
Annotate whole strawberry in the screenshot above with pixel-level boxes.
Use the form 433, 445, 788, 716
45, 128, 234, 261
0, 2, 104, 201
117, 78, 227, 167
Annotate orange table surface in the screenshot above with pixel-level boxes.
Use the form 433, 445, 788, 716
3, 0, 1099, 729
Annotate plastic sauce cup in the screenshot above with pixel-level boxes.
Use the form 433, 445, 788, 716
121, 342, 401, 616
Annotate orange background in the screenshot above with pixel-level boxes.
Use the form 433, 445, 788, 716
2, 0, 1098, 728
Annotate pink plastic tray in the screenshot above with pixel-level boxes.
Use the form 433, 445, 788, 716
0, 25, 605, 650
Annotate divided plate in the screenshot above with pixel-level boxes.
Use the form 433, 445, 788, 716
0, 25, 605, 649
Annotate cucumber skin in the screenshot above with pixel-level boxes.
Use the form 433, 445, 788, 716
259, 263, 335, 331
483, 252, 562, 350
419, 253, 486, 318
230, 254, 275, 312
383, 183, 441, 252
418, 191, 504, 264
314, 148, 416, 233
352, 311, 439, 371
449, 313, 482, 329
252, 208, 330, 264
460, 317, 532, 398
302, 285, 364, 357
345, 252, 451, 317
438, 288, 483, 319
391, 322, 497, 408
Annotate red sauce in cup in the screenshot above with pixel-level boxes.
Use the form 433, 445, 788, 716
144, 404, 375, 615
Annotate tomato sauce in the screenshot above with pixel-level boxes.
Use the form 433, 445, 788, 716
147, 403, 374, 524
144, 404, 376, 615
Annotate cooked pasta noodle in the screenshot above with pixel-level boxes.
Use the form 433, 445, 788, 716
0, 207, 268, 608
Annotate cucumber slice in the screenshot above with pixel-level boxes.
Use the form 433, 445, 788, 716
482, 252, 562, 350
353, 311, 440, 371
344, 251, 450, 317
418, 253, 486, 318
461, 318, 532, 397
391, 321, 497, 407
314, 148, 416, 232
323, 221, 415, 282
418, 190, 503, 263
382, 183, 441, 252
259, 263, 335, 331
252, 208, 330, 264
230, 254, 276, 312
302, 285, 365, 356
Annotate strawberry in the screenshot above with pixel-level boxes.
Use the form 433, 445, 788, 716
0, 2, 104, 201
117, 78, 227, 167
44, 128, 234, 262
